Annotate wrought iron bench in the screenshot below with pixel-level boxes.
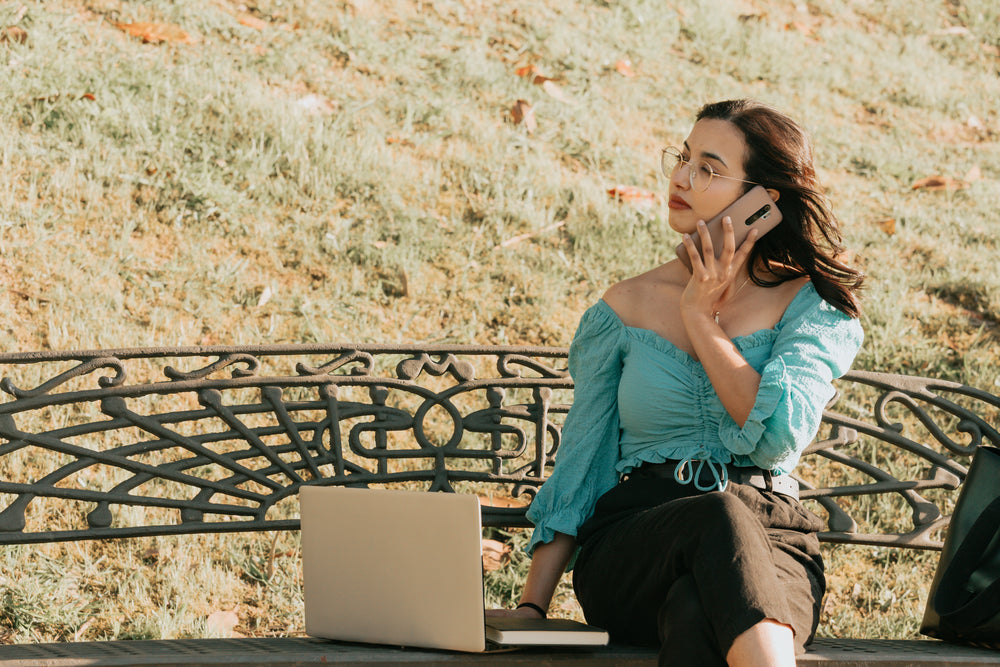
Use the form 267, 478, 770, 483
0, 345, 998, 666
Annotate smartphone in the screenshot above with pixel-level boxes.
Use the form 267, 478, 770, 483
675, 185, 782, 272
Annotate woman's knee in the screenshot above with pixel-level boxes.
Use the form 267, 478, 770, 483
687, 491, 760, 535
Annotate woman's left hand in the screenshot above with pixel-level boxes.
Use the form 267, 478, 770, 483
485, 606, 545, 620
679, 216, 758, 321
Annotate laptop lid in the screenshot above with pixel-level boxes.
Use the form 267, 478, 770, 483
300, 486, 487, 652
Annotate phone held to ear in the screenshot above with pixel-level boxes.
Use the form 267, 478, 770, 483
675, 185, 782, 272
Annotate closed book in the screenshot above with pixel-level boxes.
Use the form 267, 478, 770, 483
484, 616, 609, 646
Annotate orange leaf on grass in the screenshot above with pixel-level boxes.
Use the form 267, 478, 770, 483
608, 185, 659, 206
515, 64, 540, 78
785, 21, 815, 36
615, 59, 635, 77
540, 79, 573, 104
206, 609, 242, 638
515, 65, 573, 103
482, 539, 512, 572
113, 22, 196, 45
0, 26, 28, 44
237, 14, 268, 30
515, 65, 555, 85
911, 175, 966, 191
510, 99, 536, 132
874, 218, 896, 235
477, 494, 529, 508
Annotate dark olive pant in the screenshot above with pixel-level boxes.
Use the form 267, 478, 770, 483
573, 474, 825, 666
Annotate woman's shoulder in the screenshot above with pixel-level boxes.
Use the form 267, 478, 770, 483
776, 280, 864, 360
602, 261, 687, 323
780, 280, 859, 327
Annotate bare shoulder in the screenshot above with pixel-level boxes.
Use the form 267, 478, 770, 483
602, 261, 687, 325
602, 275, 643, 310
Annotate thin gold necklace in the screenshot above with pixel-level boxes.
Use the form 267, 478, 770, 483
714, 276, 752, 324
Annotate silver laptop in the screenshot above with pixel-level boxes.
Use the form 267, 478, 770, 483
300, 486, 608, 652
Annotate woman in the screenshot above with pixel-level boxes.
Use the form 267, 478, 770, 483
487, 99, 864, 666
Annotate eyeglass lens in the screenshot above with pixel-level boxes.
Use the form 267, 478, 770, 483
661, 147, 714, 192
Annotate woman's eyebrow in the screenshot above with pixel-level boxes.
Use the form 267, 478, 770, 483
682, 141, 729, 168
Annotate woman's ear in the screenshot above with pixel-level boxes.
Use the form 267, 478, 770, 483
766, 188, 780, 203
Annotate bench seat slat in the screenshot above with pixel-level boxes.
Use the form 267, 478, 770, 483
0, 637, 997, 666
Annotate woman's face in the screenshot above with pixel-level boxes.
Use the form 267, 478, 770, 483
666, 118, 751, 235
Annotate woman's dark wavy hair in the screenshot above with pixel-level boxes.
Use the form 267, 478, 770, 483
697, 99, 863, 318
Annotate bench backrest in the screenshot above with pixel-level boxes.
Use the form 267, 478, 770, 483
0, 345, 996, 549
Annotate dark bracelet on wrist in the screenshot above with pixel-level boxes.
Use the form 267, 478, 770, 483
516, 602, 547, 618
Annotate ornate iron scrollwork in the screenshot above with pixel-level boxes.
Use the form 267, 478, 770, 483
0, 349, 994, 549
0, 345, 571, 542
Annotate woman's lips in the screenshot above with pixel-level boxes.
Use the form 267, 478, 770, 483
668, 195, 690, 210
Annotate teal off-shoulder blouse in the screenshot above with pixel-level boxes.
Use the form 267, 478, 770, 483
525, 282, 863, 553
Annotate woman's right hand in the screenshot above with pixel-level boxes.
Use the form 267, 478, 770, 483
680, 217, 758, 321
485, 532, 575, 622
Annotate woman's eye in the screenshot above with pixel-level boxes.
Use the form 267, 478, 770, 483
696, 162, 714, 178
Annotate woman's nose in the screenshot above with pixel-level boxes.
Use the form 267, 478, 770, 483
672, 161, 692, 190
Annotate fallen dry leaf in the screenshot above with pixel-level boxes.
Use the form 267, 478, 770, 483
964, 165, 982, 183
515, 65, 558, 85
206, 609, 242, 637
256, 285, 273, 308
113, 22, 196, 45
238, 14, 268, 30
785, 21, 815, 36
477, 494, 530, 508
607, 185, 659, 206
615, 59, 635, 78
911, 175, 966, 191
0, 26, 28, 44
32, 93, 96, 104
540, 80, 573, 104
874, 218, 896, 235
510, 99, 536, 132
515, 64, 539, 78
482, 539, 511, 572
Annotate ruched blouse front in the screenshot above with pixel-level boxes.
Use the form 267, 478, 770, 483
526, 282, 863, 553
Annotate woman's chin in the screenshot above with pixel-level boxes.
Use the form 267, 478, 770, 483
667, 211, 698, 236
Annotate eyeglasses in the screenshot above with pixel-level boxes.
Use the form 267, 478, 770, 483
660, 146, 758, 192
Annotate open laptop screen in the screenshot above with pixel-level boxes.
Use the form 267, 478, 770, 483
300, 487, 488, 652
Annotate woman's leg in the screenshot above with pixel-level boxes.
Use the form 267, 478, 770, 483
658, 573, 727, 665
574, 490, 822, 664
727, 620, 797, 667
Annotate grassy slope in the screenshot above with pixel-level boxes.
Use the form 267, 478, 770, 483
0, 0, 999, 644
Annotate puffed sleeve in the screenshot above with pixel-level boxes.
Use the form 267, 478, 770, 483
718, 285, 863, 473
526, 301, 625, 554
